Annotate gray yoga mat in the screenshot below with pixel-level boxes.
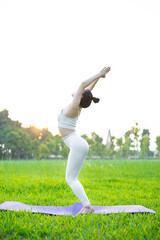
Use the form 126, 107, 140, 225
0, 201, 156, 216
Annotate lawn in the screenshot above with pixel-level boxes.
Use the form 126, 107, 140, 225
0, 160, 160, 239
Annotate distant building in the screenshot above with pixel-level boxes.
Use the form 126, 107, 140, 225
107, 129, 111, 148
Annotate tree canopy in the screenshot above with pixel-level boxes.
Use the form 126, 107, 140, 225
0, 109, 159, 160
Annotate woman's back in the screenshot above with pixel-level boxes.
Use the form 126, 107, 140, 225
62, 103, 80, 118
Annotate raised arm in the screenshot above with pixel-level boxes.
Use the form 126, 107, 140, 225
86, 77, 100, 91
71, 67, 111, 109
85, 66, 111, 91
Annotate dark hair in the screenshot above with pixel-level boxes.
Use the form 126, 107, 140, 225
80, 89, 100, 108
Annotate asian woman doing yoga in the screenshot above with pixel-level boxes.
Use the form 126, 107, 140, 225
58, 66, 111, 214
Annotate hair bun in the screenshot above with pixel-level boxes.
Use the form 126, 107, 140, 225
92, 97, 100, 103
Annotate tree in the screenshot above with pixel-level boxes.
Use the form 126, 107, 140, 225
0, 109, 12, 159
140, 135, 150, 158
40, 128, 53, 142
155, 136, 160, 159
140, 129, 150, 158
38, 143, 50, 159
142, 129, 150, 137
5, 127, 31, 159
46, 135, 62, 156
0, 110, 27, 159
26, 126, 41, 140
130, 122, 140, 157
116, 137, 123, 159
90, 132, 105, 157
61, 144, 69, 158
122, 131, 132, 158
29, 139, 40, 159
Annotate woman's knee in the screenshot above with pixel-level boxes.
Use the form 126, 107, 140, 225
65, 175, 75, 186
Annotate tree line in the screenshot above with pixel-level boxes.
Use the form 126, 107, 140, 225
0, 109, 160, 160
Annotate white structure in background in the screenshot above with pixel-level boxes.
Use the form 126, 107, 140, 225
107, 129, 111, 148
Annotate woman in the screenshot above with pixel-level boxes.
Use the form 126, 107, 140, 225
58, 66, 111, 214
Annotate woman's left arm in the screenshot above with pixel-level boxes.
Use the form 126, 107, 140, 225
86, 67, 111, 91
71, 77, 99, 97
86, 78, 100, 91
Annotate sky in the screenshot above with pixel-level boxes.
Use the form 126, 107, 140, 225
0, 0, 160, 150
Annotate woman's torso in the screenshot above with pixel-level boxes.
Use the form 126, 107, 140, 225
58, 104, 81, 138
58, 127, 75, 138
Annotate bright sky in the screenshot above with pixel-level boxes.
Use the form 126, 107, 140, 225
0, 0, 160, 150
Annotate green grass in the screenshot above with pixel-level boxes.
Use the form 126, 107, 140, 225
0, 159, 160, 239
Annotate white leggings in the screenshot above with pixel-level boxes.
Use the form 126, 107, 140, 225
63, 133, 90, 207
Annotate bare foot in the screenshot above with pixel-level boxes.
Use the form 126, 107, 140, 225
77, 205, 95, 215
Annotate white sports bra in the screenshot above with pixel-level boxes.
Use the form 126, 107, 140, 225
58, 111, 79, 130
